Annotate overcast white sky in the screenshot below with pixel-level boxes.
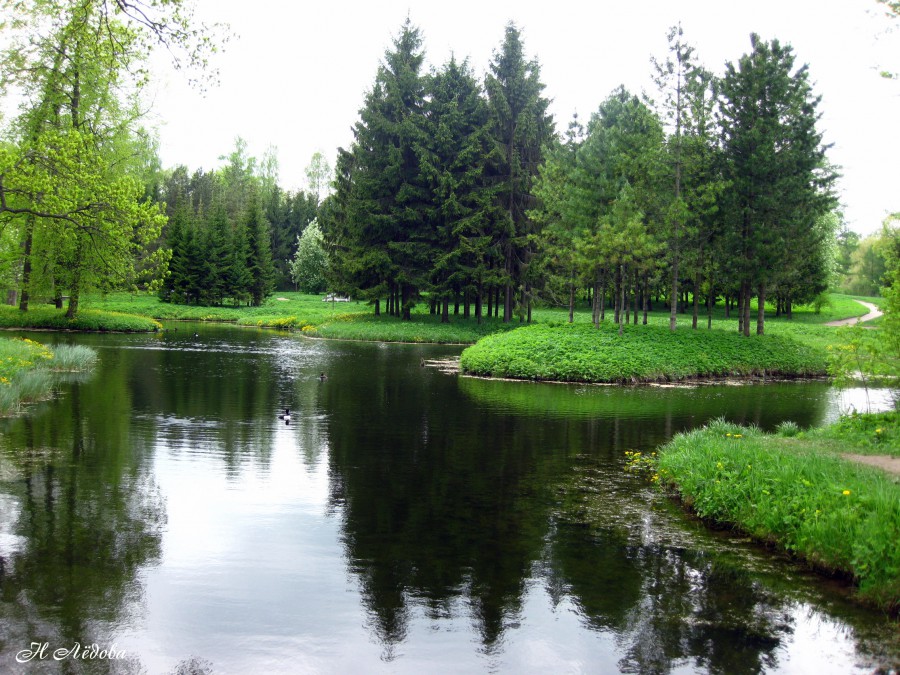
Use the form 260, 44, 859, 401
149, 0, 900, 237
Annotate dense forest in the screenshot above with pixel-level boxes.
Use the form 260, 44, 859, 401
322, 21, 840, 336
0, 3, 895, 336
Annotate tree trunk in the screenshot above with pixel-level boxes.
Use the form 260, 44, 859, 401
592, 276, 600, 328
600, 280, 606, 322
632, 270, 638, 325
401, 284, 411, 321
742, 281, 752, 337
642, 273, 649, 325
475, 284, 482, 325
756, 282, 766, 335
374, 298, 380, 316
486, 286, 492, 318
18, 216, 35, 312
568, 270, 575, 324
614, 267, 622, 326
669, 250, 679, 331
618, 265, 625, 336
692, 270, 700, 330
441, 298, 449, 324
464, 290, 470, 319
503, 282, 512, 323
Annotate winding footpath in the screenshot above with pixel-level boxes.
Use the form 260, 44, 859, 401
824, 300, 883, 326
823, 299, 898, 476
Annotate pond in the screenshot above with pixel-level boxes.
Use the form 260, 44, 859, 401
0, 323, 896, 674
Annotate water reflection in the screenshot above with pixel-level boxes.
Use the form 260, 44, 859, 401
0, 325, 895, 673
0, 376, 164, 673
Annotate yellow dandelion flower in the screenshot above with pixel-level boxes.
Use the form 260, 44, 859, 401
875, 428, 883, 434
842, 490, 851, 496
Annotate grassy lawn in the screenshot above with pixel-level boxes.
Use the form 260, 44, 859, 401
73, 290, 877, 341
0, 305, 161, 332
654, 412, 900, 612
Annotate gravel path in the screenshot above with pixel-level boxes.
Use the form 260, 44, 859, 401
824, 300, 883, 327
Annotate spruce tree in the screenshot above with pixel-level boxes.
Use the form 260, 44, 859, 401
244, 190, 276, 306
719, 35, 837, 335
484, 22, 554, 322
330, 19, 429, 319
420, 56, 494, 323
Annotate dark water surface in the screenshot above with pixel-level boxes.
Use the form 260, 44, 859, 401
0, 323, 896, 674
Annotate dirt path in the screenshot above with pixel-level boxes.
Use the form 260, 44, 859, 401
842, 453, 900, 476
824, 300, 883, 327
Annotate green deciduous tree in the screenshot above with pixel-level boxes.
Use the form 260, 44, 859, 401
0, 0, 222, 316
290, 219, 328, 293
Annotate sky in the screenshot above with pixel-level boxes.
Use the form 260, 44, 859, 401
149, 0, 900, 237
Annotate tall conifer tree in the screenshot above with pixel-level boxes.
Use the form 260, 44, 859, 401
719, 35, 836, 335
484, 23, 554, 322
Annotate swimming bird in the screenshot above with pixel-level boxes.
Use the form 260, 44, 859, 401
318, 372, 328, 381
278, 408, 291, 421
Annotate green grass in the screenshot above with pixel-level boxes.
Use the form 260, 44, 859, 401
801, 410, 899, 457
460, 321, 828, 382
656, 415, 900, 612
0, 337, 99, 414
49, 344, 99, 371
80, 290, 878, 338
0, 305, 161, 332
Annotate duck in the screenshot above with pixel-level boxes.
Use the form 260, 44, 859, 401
278, 408, 291, 421
318, 372, 328, 381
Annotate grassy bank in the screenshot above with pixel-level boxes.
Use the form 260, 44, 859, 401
78, 291, 875, 343
0, 305, 161, 332
0, 337, 98, 414
82, 292, 518, 343
459, 322, 827, 382
655, 413, 900, 611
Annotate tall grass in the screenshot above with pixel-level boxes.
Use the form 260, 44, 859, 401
0, 337, 99, 414
49, 344, 99, 371
657, 417, 900, 611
